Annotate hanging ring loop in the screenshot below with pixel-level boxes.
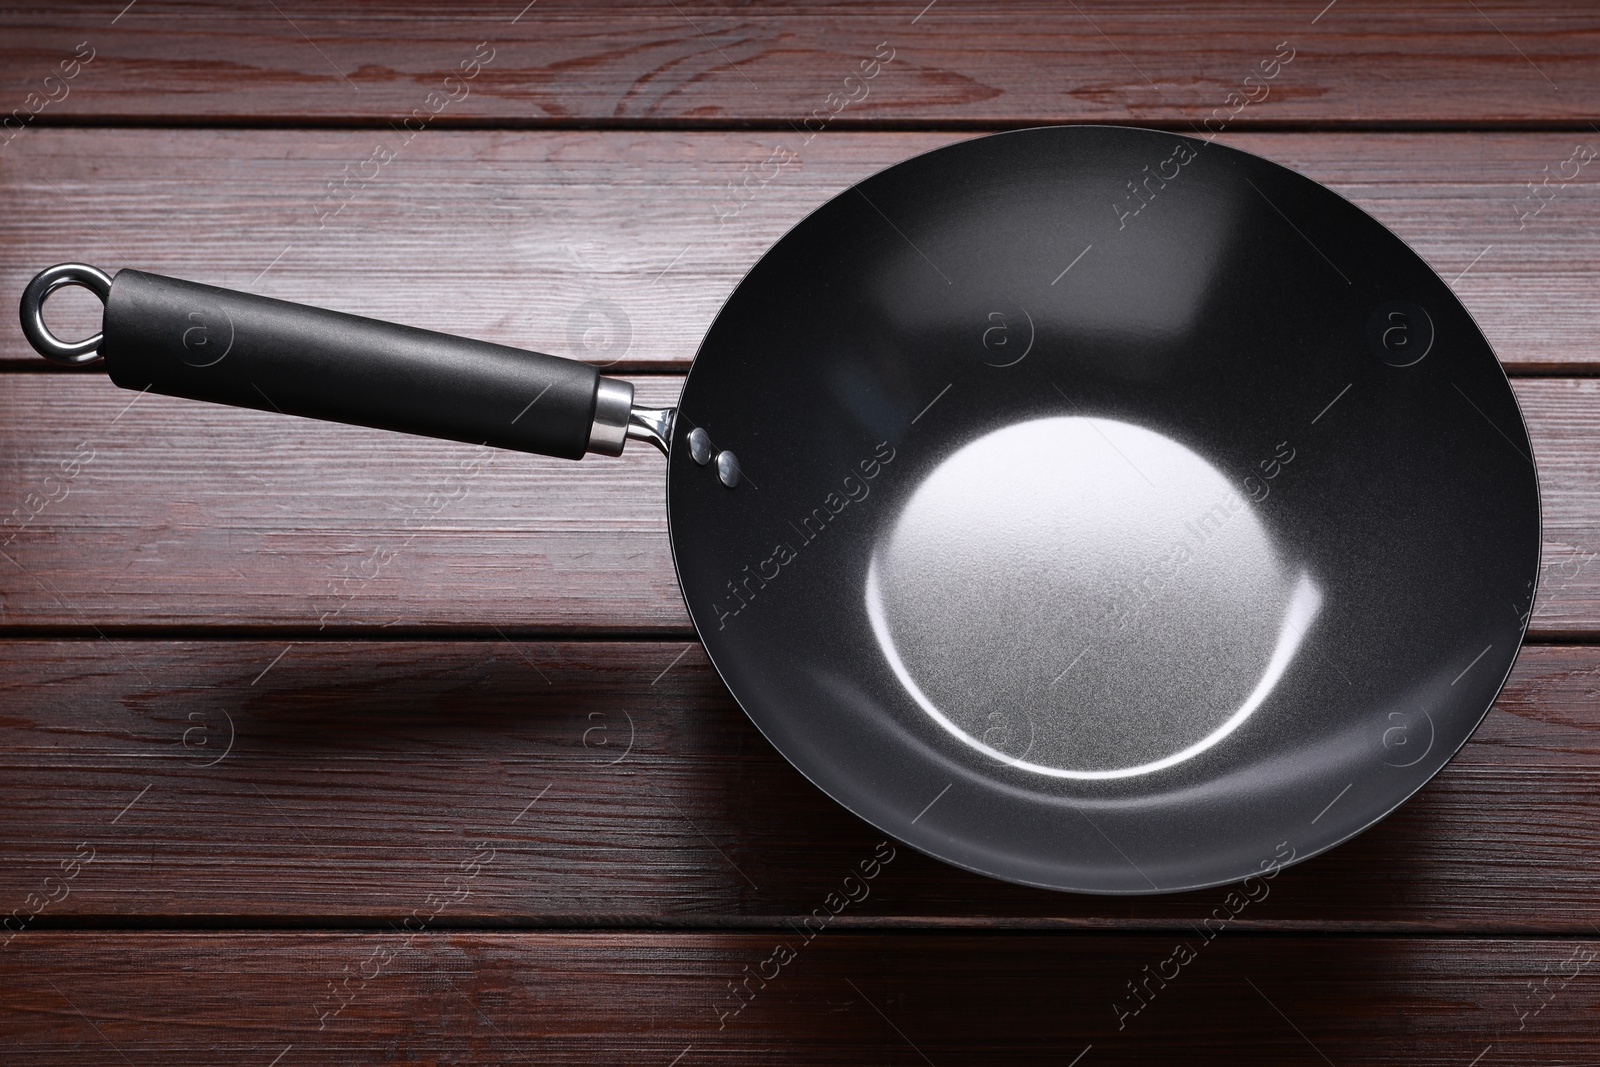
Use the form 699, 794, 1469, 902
19, 263, 113, 366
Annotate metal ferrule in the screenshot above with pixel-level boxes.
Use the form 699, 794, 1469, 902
587, 376, 634, 456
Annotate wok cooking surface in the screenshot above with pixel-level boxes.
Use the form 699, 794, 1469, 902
668, 126, 1539, 893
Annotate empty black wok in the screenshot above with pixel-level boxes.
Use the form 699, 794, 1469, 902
20, 126, 1540, 893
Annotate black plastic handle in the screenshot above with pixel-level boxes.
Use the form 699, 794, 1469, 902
100, 269, 606, 460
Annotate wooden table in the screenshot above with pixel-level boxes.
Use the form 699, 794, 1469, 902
3, 2, 1599, 1062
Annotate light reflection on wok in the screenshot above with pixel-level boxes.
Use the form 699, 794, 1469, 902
865, 416, 1323, 781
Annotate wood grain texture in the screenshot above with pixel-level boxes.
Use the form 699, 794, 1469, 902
2, 5, 1597, 1058
2, 375, 1598, 633
3, 128, 1599, 372
0, 375, 685, 633
1, 639, 1598, 930
4, 931, 1599, 1064
3, 0, 1598, 126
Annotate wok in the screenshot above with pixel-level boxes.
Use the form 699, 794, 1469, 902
19, 126, 1540, 894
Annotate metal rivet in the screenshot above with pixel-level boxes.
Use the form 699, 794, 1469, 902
688, 427, 714, 465
715, 451, 741, 488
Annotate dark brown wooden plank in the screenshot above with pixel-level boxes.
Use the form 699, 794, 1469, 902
3, 931, 1597, 1063
1524, 378, 1600, 636
0, 375, 685, 633
2, 376, 1598, 632
1, 639, 1598, 929
3, 129, 1598, 372
4, 1, 1599, 126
